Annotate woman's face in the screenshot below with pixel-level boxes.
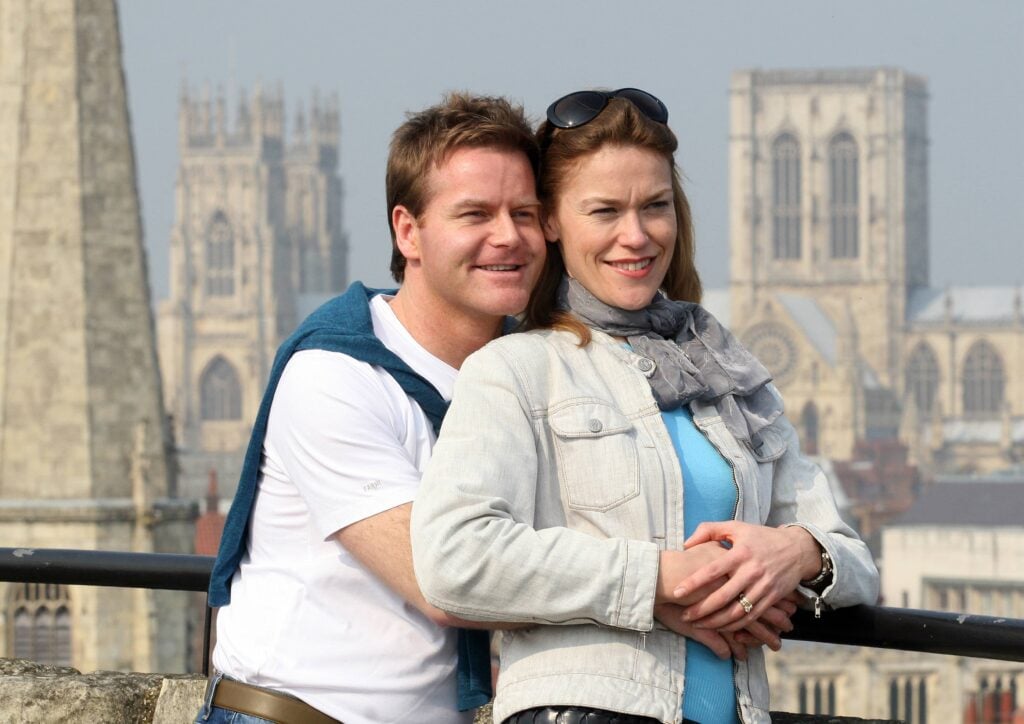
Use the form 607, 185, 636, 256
544, 144, 676, 311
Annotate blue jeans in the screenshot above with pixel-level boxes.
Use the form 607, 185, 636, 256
193, 673, 275, 724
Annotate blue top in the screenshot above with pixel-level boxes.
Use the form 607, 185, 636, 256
662, 405, 740, 724
207, 281, 490, 710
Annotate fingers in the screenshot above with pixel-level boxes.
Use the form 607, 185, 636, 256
672, 563, 732, 601
740, 620, 782, 651
687, 627, 739, 660
720, 631, 748, 661
653, 604, 732, 660
757, 604, 795, 634
680, 569, 758, 625
683, 521, 734, 548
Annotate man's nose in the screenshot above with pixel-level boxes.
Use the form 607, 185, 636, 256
490, 212, 521, 246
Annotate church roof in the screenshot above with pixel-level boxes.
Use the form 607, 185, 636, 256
908, 286, 1023, 325
776, 294, 838, 366
891, 480, 1024, 527
939, 418, 1024, 444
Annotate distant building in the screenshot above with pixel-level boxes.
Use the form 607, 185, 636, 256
156, 85, 348, 500
881, 476, 1024, 615
768, 475, 1024, 722
705, 68, 1023, 478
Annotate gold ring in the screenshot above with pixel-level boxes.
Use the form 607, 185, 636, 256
738, 593, 753, 614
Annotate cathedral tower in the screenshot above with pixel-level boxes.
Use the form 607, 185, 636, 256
157, 84, 347, 499
728, 68, 929, 458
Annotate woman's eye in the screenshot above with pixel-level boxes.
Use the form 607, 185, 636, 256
648, 200, 671, 211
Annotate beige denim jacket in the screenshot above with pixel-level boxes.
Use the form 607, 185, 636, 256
411, 327, 879, 724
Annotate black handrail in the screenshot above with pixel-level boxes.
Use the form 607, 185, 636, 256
788, 605, 1024, 662
1, 547, 216, 674
2, 547, 1024, 671
0, 547, 213, 592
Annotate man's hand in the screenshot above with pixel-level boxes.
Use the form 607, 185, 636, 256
655, 594, 797, 658
654, 603, 743, 659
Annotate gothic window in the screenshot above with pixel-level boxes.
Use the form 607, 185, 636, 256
962, 340, 1004, 418
798, 675, 837, 715
801, 402, 819, 454
889, 674, 928, 724
906, 343, 939, 415
200, 356, 242, 421
743, 323, 798, 384
205, 211, 235, 296
865, 387, 900, 440
829, 132, 859, 259
8, 583, 72, 666
970, 673, 1020, 724
300, 241, 324, 294
772, 134, 802, 259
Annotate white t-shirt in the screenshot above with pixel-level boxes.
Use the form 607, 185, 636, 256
213, 295, 470, 724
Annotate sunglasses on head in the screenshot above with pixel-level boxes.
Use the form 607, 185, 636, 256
545, 87, 669, 129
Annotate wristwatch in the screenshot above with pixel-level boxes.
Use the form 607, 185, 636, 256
801, 548, 834, 591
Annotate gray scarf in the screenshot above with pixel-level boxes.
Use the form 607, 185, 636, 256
557, 277, 782, 448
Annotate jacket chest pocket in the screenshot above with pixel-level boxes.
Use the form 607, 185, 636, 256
747, 425, 789, 521
550, 402, 640, 512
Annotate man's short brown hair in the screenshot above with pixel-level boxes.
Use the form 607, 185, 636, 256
386, 92, 539, 282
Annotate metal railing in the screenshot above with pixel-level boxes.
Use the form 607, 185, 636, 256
2, 546, 1024, 678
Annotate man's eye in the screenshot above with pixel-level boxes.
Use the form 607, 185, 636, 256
591, 207, 616, 216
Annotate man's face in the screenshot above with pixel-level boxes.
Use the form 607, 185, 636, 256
397, 146, 545, 326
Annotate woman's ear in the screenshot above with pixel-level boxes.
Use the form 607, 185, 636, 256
542, 212, 560, 243
392, 205, 421, 263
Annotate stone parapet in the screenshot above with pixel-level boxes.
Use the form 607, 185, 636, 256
0, 658, 204, 723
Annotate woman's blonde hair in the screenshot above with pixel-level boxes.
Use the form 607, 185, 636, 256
523, 97, 702, 342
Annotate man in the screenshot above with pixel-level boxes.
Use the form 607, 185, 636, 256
197, 93, 545, 724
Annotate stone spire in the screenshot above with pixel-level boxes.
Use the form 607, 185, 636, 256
0, 0, 172, 502
0, 0, 193, 673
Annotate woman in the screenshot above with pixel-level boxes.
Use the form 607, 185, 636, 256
411, 88, 878, 724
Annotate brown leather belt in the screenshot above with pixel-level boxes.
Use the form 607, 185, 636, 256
211, 677, 342, 724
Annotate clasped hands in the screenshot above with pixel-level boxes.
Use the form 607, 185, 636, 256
654, 521, 822, 660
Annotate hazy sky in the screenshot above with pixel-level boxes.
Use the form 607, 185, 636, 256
120, 1, 1024, 300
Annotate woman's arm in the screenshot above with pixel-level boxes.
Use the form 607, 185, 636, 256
668, 412, 879, 630
411, 342, 750, 632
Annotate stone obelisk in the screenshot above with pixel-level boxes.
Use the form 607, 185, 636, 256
0, 0, 195, 672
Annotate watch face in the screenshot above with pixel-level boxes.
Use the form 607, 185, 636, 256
743, 323, 798, 383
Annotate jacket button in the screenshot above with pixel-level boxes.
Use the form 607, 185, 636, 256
637, 357, 655, 372
587, 418, 603, 433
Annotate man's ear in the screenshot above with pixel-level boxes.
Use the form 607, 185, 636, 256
392, 205, 421, 262
542, 212, 560, 243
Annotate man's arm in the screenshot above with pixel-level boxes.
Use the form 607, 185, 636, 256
266, 350, 520, 629
336, 502, 518, 629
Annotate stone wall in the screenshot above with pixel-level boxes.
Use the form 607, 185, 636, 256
0, 659, 205, 724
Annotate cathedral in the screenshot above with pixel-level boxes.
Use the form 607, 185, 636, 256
714, 68, 1023, 480
156, 85, 348, 500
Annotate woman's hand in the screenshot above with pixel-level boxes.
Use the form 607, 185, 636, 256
654, 595, 798, 659
653, 603, 745, 660
656, 541, 730, 605
672, 521, 822, 631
